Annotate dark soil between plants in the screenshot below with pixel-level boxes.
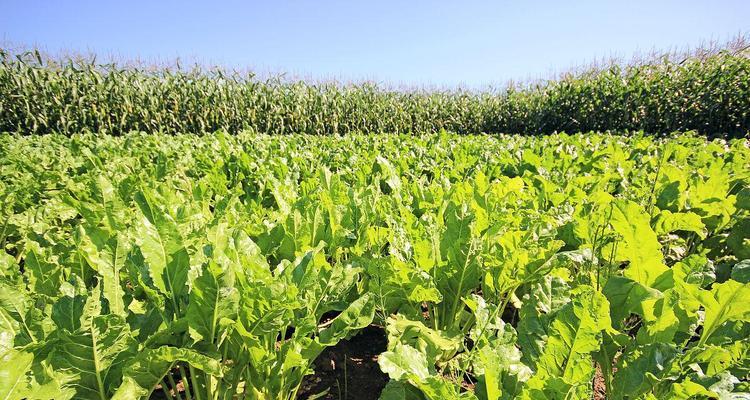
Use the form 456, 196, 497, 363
297, 325, 389, 399
593, 364, 606, 400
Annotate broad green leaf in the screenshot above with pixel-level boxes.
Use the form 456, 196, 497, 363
51, 294, 86, 333
731, 259, 750, 283
379, 380, 424, 400
0, 350, 74, 400
667, 379, 717, 399
207, 224, 272, 283
112, 346, 223, 400
603, 276, 661, 327
0, 281, 47, 350
635, 288, 694, 345
50, 314, 137, 400
516, 275, 572, 365
23, 243, 65, 298
611, 343, 679, 399
464, 293, 510, 344
362, 255, 440, 319
653, 210, 707, 239
374, 156, 403, 194
436, 201, 482, 330
682, 340, 750, 376
134, 192, 190, 315
75, 225, 128, 315
737, 188, 750, 210
378, 344, 474, 400
672, 255, 716, 288
236, 279, 296, 339
474, 339, 532, 400
0, 252, 16, 278
0, 349, 33, 400
704, 371, 747, 398
485, 230, 564, 297
696, 280, 750, 345
379, 343, 430, 382
518, 376, 578, 399
385, 314, 463, 364
185, 262, 239, 344
727, 219, 750, 260
605, 200, 669, 288
526, 286, 612, 391
317, 293, 375, 346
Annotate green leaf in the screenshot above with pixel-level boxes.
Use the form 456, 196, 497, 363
51, 294, 86, 333
485, 230, 564, 297
75, 225, 129, 315
0, 252, 16, 279
207, 224, 272, 283
635, 288, 693, 345
281, 246, 360, 322
606, 200, 669, 288
672, 255, 715, 288
727, 219, 750, 260
379, 343, 430, 382
518, 274, 571, 316
611, 343, 679, 399
666, 379, 717, 399
603, 276, 661, 328
464, 293, 513, 344
731, 260, 750, 283
185, 262, 239, 345
0, 283, 28, 352
518, 376, 579, 399
378, 344, 474, 400
384, 315, 463, 365
134, 192, 190, 315
653, 210, 707, 239
362, 255, 440, 319
436, 201, 482, 330
682, 340, 750, 376
0, 349, 33, 400
0, 281, 48, 350
23, 243, 65, 298
379, 380, 424, 400
696, 280, 750, 345
112, 346, 223, 400
473, 337, 532, 400
737, 188, 750, 210
526, 286, 612, 392
374, 156, 403, 194
50, 314, 137, 400
317, 293, 375, 346
0, 349, 74, 400
515, 275, 571, 366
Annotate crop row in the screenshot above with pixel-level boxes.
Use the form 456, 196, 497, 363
0, 132, 749, 399
1, 48, 749, 137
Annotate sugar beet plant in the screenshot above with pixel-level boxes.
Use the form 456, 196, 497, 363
1, 131, 749, 399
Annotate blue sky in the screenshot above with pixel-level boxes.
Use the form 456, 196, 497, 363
2, 1, 748, 88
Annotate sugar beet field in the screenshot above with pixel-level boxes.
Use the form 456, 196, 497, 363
1, 50, 750, 400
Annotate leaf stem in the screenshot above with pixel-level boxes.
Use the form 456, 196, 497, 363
189, 365, 203, 400
167, 371, 183, 400
179, 364, 193, 400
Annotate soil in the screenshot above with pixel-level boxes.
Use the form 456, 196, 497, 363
593, 364, 606, 400
297, 325, 389, 399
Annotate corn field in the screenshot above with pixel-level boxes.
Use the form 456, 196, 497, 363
1, 48, 749, 137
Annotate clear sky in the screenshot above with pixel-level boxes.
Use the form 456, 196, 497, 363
2, 1, 748, 88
